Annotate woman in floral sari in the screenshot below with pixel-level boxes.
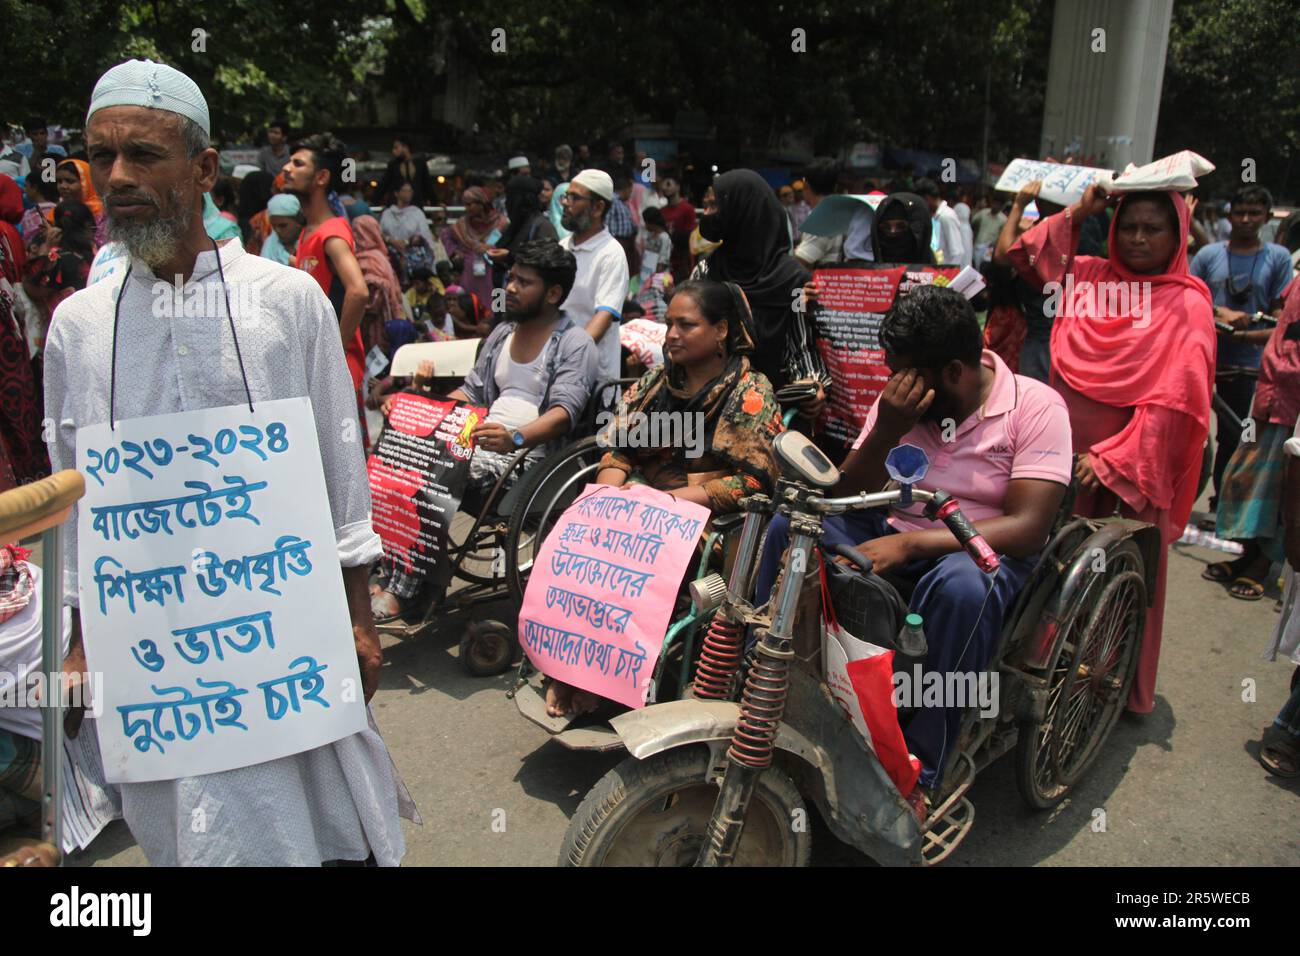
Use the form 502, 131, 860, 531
545, 279, 783, 717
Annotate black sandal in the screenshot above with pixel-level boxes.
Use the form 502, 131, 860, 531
1201, 561, 1239, 583
1260, 724, 1300, 778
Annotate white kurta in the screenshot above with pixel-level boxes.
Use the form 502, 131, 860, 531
43, 239, 412, 865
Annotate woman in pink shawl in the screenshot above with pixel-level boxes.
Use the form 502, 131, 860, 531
349, 214, 407, 355
440, 186, 507, 308
1007, 182, 1215, 713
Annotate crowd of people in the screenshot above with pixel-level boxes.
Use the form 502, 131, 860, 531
1, 56, 1298, 866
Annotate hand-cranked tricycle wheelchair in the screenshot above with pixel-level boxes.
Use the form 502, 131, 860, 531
514, 430, 1159, 866
372, 377, 635, 677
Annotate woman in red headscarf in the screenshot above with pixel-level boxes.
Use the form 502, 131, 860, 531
1006, 181, 1215, 713
0, 175, 48, 491
55, 159, 107, 249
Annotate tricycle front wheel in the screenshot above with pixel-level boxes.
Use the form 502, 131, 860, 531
459, 620, 517, 677
560, 746, 811, 867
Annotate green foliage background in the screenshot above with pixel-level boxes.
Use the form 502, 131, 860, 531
2, 0, 1295, 197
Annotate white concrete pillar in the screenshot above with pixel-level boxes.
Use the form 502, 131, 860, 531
1040, 0, 1174, 170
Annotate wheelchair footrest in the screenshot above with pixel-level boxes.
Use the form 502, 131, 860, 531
920, 795, 975, 866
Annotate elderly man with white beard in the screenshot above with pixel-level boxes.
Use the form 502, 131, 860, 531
42, 59, 413, 866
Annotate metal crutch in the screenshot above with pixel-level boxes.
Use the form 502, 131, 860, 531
0, 470, 86, 864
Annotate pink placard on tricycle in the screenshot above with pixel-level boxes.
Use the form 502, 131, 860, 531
518, 483, 709, 709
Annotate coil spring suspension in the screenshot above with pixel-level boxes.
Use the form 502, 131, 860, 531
692, 616, 744, 700
728, 654, 790, 769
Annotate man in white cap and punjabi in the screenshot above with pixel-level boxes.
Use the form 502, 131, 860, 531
559, 168, 629, 394
43, 59, 410, 865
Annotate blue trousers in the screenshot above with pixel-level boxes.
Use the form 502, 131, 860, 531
754, 511, 1034, 789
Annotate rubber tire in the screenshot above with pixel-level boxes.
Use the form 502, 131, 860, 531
559, 746, 812, 867
458, 621, 517, 677
1014, 538, 1143, 810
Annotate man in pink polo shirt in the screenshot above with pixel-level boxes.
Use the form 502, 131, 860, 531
754, 285, 1072, 795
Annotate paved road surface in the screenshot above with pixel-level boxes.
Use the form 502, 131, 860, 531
69, 503, 1298, 867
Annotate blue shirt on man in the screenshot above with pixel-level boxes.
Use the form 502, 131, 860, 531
1190, 241, 1294, 369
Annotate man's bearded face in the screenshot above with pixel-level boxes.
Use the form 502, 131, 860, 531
86, 106, 207, 271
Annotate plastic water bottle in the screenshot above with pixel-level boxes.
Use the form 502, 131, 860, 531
1178, 524, 1245, 554
896, 613, 928, 660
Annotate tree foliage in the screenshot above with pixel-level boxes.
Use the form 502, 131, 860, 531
1157, 0, 1300, 199
3, 0, 1297, 199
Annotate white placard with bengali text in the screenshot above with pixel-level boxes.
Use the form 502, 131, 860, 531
994, 158, 1113, 206
76, 397, 366, 783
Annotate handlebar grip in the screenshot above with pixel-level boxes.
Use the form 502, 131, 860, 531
928, 495, 1000, 574
829, 543, 873, 575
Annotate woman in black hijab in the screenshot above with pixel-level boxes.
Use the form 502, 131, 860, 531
871, 192, 936, 264
490, 174, 556, 285
694, 169, 829, 413
497, 175, 556, 250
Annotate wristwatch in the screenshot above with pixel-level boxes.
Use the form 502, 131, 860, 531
510, 428, 525, 448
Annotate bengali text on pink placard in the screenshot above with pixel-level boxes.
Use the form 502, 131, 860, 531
518, 483, 709, 709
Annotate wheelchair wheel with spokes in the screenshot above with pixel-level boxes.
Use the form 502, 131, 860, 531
1015, 539, 1144, 809
1048, 570, 1144, 787
504, 436, 605, 606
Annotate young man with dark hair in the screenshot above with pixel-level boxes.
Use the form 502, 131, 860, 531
607, 166, 639, 273
19, 118, 51, 174
257, 119, 291, 176
372, 238, 597, 619
794, 156, 842, 267
754, 285, 1072, 799
607, 167, 636, 238
915, 177, 967, 267
656, 174, 696, 281
282, 133, 370, 426
1192, 184, 1296, 507
378, 135, 433, 206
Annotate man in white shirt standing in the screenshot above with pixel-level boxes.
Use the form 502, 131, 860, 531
793, 157, 842, 267
916, 177, 968, 267
560, 169, 629, 396
44, 59, 409, 866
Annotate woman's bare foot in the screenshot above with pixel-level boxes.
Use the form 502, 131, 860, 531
545, 680, 575, 717
371, 590, 403, 620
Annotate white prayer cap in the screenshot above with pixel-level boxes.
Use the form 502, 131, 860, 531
232, 164, 260, 180
267, 194, 301, 217
507, 155, 529, 170
571, 168, 613, 202
86, 59, 210, 136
